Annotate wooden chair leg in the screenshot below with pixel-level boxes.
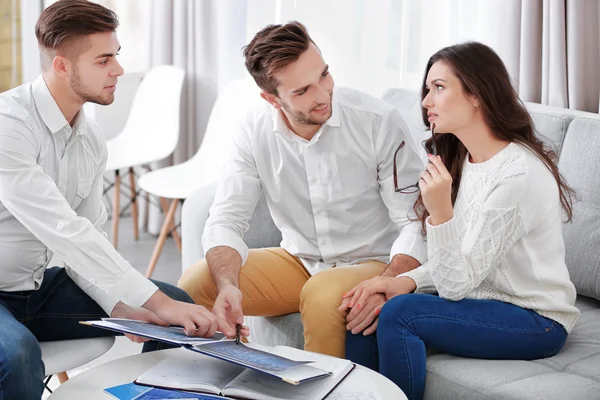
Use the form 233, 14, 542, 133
112, 170, 121, 248
159, 197, 182, 252
145, 199, 180, 278
129, 167, 139, 241
57, 371, 69, 384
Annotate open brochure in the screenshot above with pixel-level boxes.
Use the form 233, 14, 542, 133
135, 345, 354, 400
80, 318, 226, 346
82, 318, 351, 386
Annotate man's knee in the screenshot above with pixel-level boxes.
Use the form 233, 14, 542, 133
0, 330, 45, 399
300, 272, 347, 315
177, 258, 218, 307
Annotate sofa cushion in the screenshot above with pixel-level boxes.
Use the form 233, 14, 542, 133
246, 313, 304, 349
527, 110, 573, 155
558, 117, 600, 301
382, 88, 429, 162
424, 295, 600, 400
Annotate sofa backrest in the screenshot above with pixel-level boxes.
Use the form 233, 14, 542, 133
381, 88, 600, 301
558, 117, 600, 301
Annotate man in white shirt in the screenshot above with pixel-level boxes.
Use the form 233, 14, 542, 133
179, 21, 427, 358
0, 1, 232, 398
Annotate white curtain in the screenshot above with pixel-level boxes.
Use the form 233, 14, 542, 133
253, 0, 600, 113
148, 0, 248, 164
393, 0, 600, 113
145, 0, 248, 233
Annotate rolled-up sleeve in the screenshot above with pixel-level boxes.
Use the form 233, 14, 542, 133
0, 121, 157, 315
376, 109, 428, 264
202, 120, 262, 265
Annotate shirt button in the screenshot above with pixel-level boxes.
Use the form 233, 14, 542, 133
83, 189, 89, 196
59, 181, 65, 188
90, 278, 96, 284
56, 222, 64, 231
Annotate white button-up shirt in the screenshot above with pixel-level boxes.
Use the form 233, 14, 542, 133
203, 87, 427, 274
0, 76, 158, 315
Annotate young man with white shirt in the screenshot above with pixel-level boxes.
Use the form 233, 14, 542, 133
0, 1, 232, 398
178, 21, 426, 358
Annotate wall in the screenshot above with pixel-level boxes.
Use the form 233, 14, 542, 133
0, 0, 21, 92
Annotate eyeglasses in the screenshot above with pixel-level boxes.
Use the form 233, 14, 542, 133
393, 125, 436, 194
393, 141, 420, 194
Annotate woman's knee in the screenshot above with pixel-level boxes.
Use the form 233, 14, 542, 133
378, 294, 432, 328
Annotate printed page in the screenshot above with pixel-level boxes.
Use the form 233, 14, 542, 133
135, 352, 245, 395
191, 341, 320, 381
222, 346, 353, 400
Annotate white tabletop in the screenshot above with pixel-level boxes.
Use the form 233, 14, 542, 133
49, 348, 406, 399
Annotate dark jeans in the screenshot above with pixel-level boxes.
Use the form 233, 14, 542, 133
0, 266, 193, 400
346, 294, 568, 400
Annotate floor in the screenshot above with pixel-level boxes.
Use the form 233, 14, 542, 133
43, 216, 183, 398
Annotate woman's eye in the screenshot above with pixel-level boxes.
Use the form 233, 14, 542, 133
436, 85, 444, 91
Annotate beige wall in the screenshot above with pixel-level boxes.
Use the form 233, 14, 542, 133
0, 0, 21, 93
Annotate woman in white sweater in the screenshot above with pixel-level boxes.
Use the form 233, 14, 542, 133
342, 42, 579, 400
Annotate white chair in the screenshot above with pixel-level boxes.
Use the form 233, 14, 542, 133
41, 336, 115, 392
105, 65, 185, 249
138, 79, 262, 278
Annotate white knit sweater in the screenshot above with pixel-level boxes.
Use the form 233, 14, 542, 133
401, 143, 580, 332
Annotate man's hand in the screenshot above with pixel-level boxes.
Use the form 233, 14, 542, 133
213, 284, 250, 338
143, 291, 236, 338
111, 301, 168, 343
339, 293, 386, 335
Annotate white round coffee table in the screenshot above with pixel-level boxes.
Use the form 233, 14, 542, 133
49, 348, 406, 399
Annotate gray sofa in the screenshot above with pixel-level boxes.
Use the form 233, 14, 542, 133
182, 87, 600, 399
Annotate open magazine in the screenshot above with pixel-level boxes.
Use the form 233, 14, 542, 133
134, 346, 354, 400
82, 318, 353, 388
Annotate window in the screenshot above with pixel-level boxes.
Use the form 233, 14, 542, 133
0, 0, 22, 92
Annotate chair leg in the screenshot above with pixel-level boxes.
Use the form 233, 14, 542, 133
159, 197, 182, 253
145, 199, 180, 278
57, 371, 69, 384
129, 167, 139, 241
112, 170, 121, 248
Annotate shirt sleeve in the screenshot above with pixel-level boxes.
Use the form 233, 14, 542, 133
0, 119, 157, 316
202, 119, 262, 265
376, 108, 428, 264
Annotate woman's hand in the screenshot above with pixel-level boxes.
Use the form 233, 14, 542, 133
340, 276, 417, 313
419, 154, 453, 226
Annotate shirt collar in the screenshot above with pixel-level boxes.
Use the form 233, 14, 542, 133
32, 75, 88, 136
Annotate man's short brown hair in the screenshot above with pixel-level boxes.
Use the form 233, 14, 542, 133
243, 21, 315, 95
35, 0, 119, 68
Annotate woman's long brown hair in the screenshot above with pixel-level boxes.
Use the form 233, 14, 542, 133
414, 42, 575, 233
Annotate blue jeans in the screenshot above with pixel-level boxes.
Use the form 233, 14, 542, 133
346, 294, 568, 400
0, 266, 193, 400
